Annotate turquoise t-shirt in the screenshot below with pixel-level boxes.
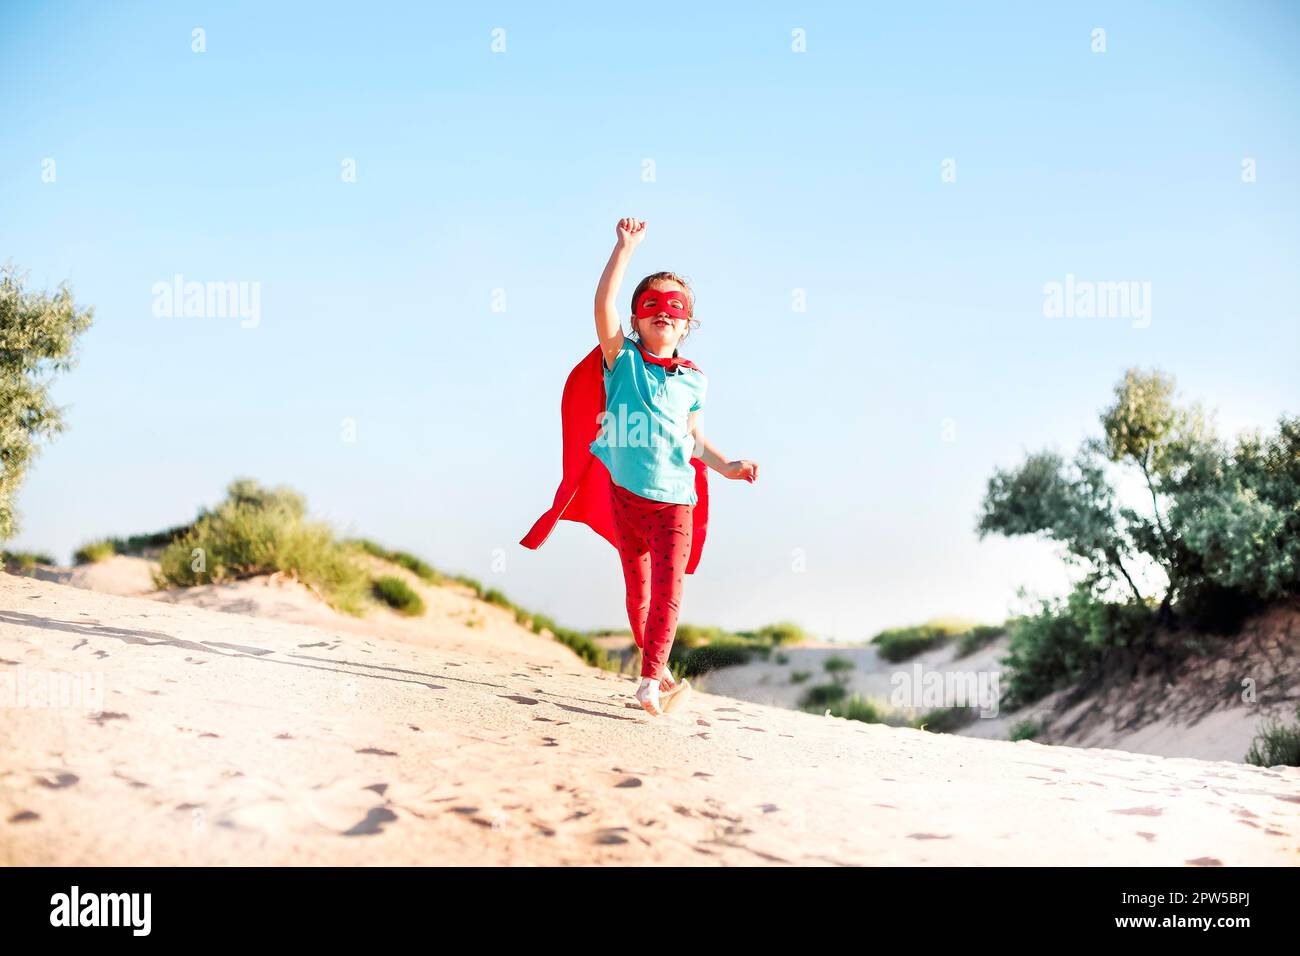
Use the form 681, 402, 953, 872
590, 336, 707, 505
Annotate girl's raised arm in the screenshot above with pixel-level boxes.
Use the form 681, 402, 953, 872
595, 217, 646, 368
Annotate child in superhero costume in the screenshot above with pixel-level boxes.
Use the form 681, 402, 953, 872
520, 217, 759, 716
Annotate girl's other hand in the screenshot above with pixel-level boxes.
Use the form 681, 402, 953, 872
726, 460, 759, 483
616, 217, 647, 249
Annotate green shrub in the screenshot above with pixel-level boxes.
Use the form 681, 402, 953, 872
955, 624, 1005, 658
549, 625, 611, 671
817, 695, 887, 723
2, 550, 55, 570
914, 706, 979, 734
774, 652, 790, 665
871, 622, 961, 662
481, 588, 513, 609
104, 524, 192, 555
1170, 416, 1300, 604
1174, 581, 1264, 636
453, 575, 484, 595
346, 538, 443, 583
388, 551, 440, 583
155, 479, 369, 615
1245, 705, 1300, 767
73, 539, 116, 564
789, 669, 812, 684
1000, 581, 1152, 709
737, 620, 809, 646
371, 575, 425, 616
823, 654, 855, 674
673, 623, 732, 649
350, 537, 388, 559
799, 682, 848, 710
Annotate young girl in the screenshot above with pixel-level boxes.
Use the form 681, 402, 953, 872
592, 217, 759, 715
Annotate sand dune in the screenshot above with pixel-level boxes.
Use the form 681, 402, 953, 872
697, 617, 1300, 764
1, 573, 1296, 865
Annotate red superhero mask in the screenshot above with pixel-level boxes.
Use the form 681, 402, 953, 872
633, 287, 690, 319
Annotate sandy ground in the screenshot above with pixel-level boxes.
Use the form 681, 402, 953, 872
1, 572, 1296, 865
29, 555, 158, 597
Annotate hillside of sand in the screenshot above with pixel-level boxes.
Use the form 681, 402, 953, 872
692, 607, 1300, 764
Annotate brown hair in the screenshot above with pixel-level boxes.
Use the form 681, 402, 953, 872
629, 271, 699, 343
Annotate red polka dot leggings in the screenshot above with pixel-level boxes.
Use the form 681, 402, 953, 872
610, 482, 693, 680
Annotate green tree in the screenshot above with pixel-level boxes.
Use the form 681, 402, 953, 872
1092, 368, 1214, 620
976, 445, 1145, 603
1168, 416, 1300, 604
979, 366, 1297, 636
0, 266, 94, 540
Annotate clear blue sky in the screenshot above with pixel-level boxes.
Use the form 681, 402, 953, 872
3, 1, 1298, 639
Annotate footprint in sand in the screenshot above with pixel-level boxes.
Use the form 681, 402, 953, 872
1110, 806, 1165, 817
9, 810, 40, 823
342, 806, 398, 836
356, 747, 399, 757
35, 772, 79, 789
503, 695, 539, 705
1186, 857, 1223, 866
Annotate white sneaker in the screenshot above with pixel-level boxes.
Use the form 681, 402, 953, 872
635, 677, 662, 716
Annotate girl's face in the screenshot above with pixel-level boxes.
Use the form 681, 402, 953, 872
633, 281, 691, 352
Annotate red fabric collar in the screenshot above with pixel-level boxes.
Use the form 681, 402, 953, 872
633, 339, 700, 373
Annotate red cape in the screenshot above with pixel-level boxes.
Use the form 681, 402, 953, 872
520, 343, 708, 574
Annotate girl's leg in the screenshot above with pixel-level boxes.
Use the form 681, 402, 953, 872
611, 488, 651, 657
639, 502, 693, 680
